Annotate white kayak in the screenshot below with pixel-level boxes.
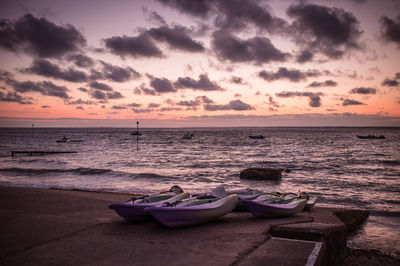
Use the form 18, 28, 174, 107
145, 194, 238, 228
108, 185, 189, 222
241, 194, 307, 217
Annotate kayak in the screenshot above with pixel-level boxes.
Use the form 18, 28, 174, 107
108, 185, 189, 222
145, 194, 238, 228
240, 194, 307, 217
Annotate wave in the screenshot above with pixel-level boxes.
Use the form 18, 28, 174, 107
0, 167, 111, 175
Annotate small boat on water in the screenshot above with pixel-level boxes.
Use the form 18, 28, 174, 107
357, 135, 385, 139
108, 185, 189, 222
248, 135, 265, 139
131, 131, 142, 136
240, 193, 307, 217
145, 194, 238, 228
56, 136, 70, 143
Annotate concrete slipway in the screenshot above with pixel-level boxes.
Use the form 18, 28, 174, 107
0, 187, 368, 266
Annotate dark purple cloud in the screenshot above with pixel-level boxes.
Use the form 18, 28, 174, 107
275, 91, 323, 107
212, 30, 288, 64
157, 0, 287, 33
0, 14, 86, 58
134, 84, 156, 95
382, 78, 399, 87
259, 67, 322, 82
67, 54, 94, 68
177, 100, 201, 107
104, 33, 162, 58
89, 81, 113, 91
287, 4, 362, 59
150, 77, 176, 93
296, 50, 314, 63
174, 74, 223, 91
67, 98, 96, 105
147, 26, 204, 52
349, 87, 377, 94
111, 105, 127, 110
307, 80, 337, 88
214, 0, 287, 32
1, 72, 70, 99
380, 15, 400, 47
342, 99, 365, 106
204, 99, 254, 111
22, 59, 88, 82
99, 61, 141, 82
157, 0, 213, 17
230, 76, 245, 84
0, 90, 33, 104
381, 72, 400, 87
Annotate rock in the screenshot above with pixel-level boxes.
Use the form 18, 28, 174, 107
333, 209, 369, 234
240, 168, 282, 181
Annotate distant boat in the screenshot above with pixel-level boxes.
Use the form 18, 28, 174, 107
56, 136, 70, 143
248, 135, 265, 139
56, 136, 83, 143
131, 131, 142, 136
357, 135, 385, 139
182, 133, 194, 139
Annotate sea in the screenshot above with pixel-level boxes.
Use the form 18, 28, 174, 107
0, 127, 399, 258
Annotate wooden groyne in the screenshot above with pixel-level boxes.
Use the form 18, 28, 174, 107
11, 151, 77, 157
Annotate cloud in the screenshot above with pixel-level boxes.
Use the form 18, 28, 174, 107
104, 33, 163, 58
157, 0, 287, 33
380, 15, 400, 47
0, 14, 86, 58
204, 99, 254, 111
307, 80, 337, 87
230, 76, 246, 85
211, 30, 288, 64
134, 83, 156, 95
0, 90, 33, 104
275, 91, 323, 107
197, 95, 214, 104
41, 105, 50, 108
174, 74, 223, 91
382, 78, 399, 87
147, 26, 204, 52
381, 72, 400, 86
265, 94, 280, 108
150, 77, 176, 93
1, 72, 70, 99
22, 59, 88, 82
98, 61, 141, 82
349, 87, 377, 94
296, 50, 314, 63
287, 3, 362, 59
157, 0, 214, 17
111, 105, 127, 110
342, 99, 365, 106
67, 98, 96, 105
89, 81, 113, 91
259, 67, 322, 82
67, 54, 94, 68
213, 0, 287, 32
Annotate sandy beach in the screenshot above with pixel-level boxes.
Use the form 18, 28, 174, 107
0, 186, 398, 266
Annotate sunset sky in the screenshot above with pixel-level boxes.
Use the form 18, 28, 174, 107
0, 0, 399, 127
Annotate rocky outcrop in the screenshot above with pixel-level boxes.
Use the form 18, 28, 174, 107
240, 168, 282, 181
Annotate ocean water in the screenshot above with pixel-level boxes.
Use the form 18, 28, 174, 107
0, 127, 399, 257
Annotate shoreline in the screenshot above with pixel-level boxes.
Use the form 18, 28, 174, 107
1, 185, 399, 265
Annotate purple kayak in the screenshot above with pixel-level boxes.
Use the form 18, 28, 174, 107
145, 194, 238, 228
241, 197, 306, 217
109, 185, 189, 222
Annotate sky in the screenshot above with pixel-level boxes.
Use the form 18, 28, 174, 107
0, 0, 399, 127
